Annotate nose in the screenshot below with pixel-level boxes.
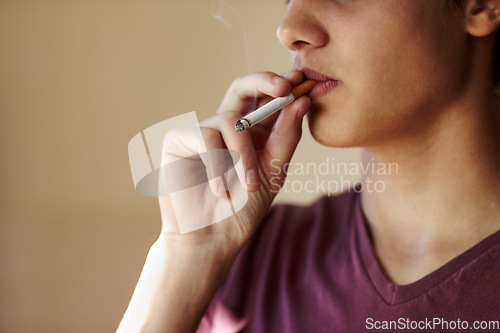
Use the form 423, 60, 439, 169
276, 0, 329, 52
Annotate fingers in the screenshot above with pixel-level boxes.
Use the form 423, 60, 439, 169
201, 129, 231, 198
239, 70, 307, 149
281, 70, 305, 86
158, 70, 310, 236
218, 111, 261, 193
217, 70, 304, 115
161, 126, 230, 198
198, 70, 309, 195
259, 95, 311, 192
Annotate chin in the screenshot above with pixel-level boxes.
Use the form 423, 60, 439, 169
306, 106, 361, 148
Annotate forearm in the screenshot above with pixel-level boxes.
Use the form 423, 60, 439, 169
118, 70, 307, 332
117, 236, 239, 333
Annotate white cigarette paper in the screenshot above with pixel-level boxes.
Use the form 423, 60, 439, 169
235, 79, 317, 132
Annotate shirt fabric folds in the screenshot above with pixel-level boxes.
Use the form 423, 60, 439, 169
197, 191, 500, 332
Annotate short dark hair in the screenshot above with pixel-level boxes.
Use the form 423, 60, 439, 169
494, 33, 500, 88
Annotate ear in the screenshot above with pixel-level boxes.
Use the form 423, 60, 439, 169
465, 0, 500, 37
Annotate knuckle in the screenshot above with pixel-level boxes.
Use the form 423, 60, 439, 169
260, 71, 275, 79
200, 127, 222, 145
162, 126, 184, 149
237, 144, 255, 165
217, 110, 241, 129
162, 126, 194, 155
229, 75, 246, 90
224, 110, 243, 122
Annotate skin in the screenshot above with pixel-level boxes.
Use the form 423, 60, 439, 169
278, 0, 500, 284
117, 0, 500, 331
281, 0, 478, 148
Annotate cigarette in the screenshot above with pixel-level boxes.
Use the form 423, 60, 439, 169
235, 79, 317, 132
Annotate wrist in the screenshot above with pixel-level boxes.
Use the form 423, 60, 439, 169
138, 237, 240, 332
156, 233, 242, 274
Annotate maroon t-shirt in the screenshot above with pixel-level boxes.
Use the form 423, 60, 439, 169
197, 191, 500, 332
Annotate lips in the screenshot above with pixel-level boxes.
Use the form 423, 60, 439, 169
300, 67, 340, 100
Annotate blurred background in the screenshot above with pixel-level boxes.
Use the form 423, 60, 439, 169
0, 1, 359, 332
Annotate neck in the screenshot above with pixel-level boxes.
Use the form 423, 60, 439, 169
360, 91, 500, 284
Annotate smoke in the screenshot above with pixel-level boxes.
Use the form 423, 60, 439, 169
210, 0, 254, 76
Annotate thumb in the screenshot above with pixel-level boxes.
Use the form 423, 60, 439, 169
259, 96, 311, 193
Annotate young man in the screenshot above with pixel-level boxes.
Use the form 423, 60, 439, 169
118, 0, 500, 331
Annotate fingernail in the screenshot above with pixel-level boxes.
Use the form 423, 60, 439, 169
246, 169, 260, 185
272, 77, 288, 85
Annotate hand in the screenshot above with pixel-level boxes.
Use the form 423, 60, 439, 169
158, 70, 311, 253
117, 70, 311, 333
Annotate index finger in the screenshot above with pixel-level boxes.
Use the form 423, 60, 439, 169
217, 71, 304, 115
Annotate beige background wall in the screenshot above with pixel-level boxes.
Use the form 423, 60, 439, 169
0, 1, 359, 332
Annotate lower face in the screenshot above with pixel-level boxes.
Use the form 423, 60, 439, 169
296, 0, 469, 148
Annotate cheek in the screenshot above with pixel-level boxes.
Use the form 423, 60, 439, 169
344, 10, 464, 118
307, 1, 467, 147
306, 96, 377, 147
